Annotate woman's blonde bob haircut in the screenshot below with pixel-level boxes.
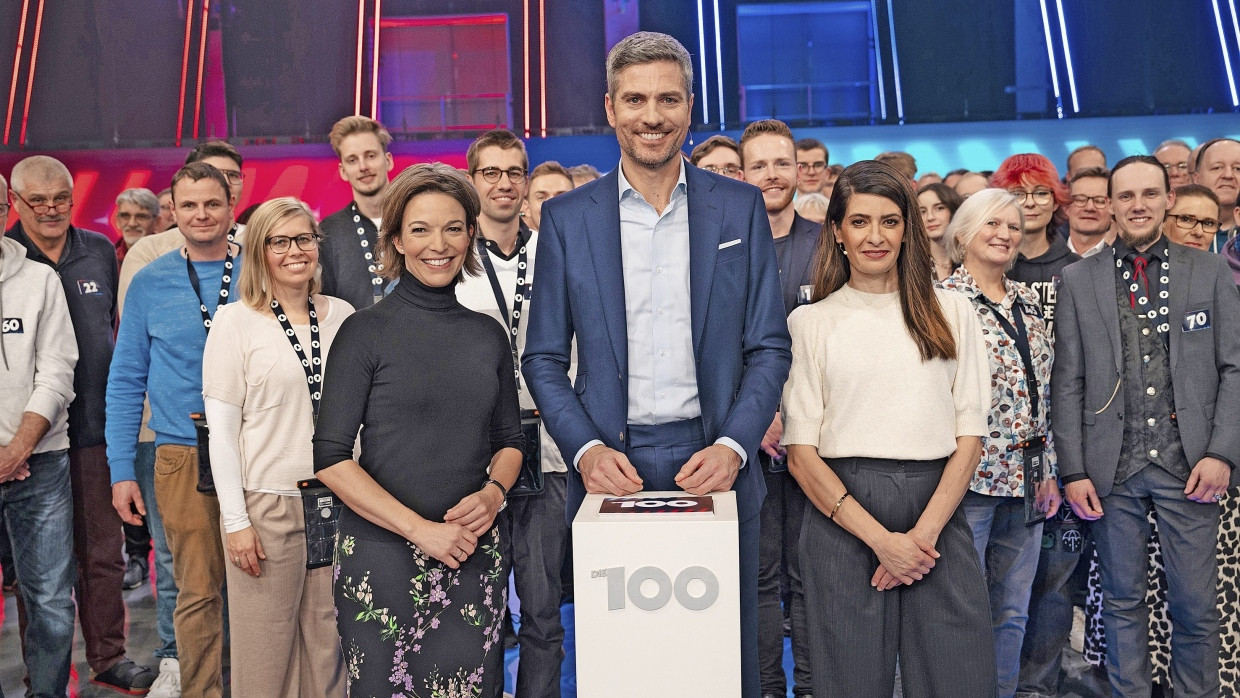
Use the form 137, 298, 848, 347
239, 197, 323, 310
945, 188, 1025, 271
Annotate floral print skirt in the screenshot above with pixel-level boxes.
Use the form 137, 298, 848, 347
334, 526, 509, 697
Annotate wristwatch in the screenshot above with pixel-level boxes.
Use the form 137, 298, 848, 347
483, 478, 509, 512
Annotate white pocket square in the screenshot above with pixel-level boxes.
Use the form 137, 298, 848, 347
718, 239, 742, 250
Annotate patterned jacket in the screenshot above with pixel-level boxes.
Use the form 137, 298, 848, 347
939, 266, 1057, 497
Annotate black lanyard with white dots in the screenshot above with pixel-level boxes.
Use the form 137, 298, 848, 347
270, 297, 323, 421
350, 203, 385, 302
185, 245, 235, 332
477, 237, 528, 389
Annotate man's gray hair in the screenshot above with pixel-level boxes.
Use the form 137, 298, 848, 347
10, 155, 72, 192
116, 188, 160, 218
606, 31, 693, 99
1155, 138, 1191, 152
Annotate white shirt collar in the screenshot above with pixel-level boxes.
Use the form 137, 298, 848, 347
617, 158, 688, 203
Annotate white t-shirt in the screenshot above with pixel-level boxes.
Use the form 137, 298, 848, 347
781, 285, 989, 460
202, 295, 354, 529
456, 230, 571, 473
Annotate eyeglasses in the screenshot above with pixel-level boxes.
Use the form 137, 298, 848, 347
12, 190, 73, 215
797, 161, 827, 173
701, 164, 741, 176
474, 167, 527, 184
1162, 162, 1189, 173
1070, 194, 1108, 207
1172, 214, 1221, 234
265, 233, 322, 253
217, 169, 245, 185
1008, 189, 1054, 206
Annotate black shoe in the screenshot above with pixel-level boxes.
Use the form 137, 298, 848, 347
91, 657, 157, 695
122, 555, 148, 591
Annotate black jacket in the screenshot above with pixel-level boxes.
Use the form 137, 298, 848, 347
1009, 231, 1080, 339
7, 224, 117, 449
775, 212, 823, 316
319, 202, 382, 311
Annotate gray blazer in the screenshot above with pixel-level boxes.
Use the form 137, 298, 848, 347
1051, 240, 1240, 496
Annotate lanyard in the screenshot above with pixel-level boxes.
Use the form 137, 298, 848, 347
270, 297, 323, 421
185, 246, 235, 332
983, 298, 1040, 420
477, 237, 528, 389
350, 203, 386, 302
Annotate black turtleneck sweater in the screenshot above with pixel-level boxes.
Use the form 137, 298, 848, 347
313, 271, 524, 542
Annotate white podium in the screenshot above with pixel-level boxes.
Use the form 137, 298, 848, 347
572, 490, 740, 697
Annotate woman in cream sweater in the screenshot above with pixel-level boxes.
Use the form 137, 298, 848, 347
782, 160, 997, 697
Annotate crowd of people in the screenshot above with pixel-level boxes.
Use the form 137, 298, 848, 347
1, 29, 1238, 698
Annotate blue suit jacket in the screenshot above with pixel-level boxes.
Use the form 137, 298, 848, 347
522, 164, 793, 523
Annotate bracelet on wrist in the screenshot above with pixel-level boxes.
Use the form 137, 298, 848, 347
828, 491, 851, 520
483, 479, 508, 512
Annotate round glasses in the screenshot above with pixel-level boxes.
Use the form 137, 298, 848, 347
1008, 189, 1054, 206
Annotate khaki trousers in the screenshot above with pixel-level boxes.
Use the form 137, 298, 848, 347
154, 444, 224, 698
222, 491, 344, 698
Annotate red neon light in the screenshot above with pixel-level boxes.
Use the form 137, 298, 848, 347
539, 0, 546, 138
354, 0, 365, 115
18, 0, 45, 147
378, 15, 506, 28
371, 0, 382, 118
523, 0, 530, 138
4, 0, 31, 146
175, 0, 196, 146
192, 0, 211, 140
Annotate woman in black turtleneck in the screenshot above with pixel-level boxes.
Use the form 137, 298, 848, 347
314, 163, 523, 696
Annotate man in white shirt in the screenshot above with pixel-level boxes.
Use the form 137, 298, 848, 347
457, 129, 575, 698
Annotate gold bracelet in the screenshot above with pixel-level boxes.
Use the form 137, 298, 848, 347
828, 492, 851, 520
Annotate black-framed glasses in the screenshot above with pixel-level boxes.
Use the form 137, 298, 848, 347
474, 167, 527, 184
217, 169, 245, 185
701, 164, 741, 176
265, 233, 322, 253
12, 190, 72, 215
1070, 194, 1108, 207
797, 161, 827, 173
1009, 189, 1054, 206
1172, 214, 1221, 234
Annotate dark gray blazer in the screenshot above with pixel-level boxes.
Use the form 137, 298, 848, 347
1051, 240, 1240, 496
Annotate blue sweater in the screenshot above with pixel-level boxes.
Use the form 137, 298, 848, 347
106, 249, 241, 484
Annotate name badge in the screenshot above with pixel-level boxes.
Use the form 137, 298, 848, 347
1, 318, 23, 334
798, 284, 814, 305
77, 279, 102, 295
1183, 309, 1212, 332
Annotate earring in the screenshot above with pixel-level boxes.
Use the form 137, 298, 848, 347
836, 240, 847, 255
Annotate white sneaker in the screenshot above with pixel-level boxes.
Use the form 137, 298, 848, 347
147, 658, 182, 698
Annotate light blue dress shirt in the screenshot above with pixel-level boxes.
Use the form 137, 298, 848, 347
573, 160, 746, 468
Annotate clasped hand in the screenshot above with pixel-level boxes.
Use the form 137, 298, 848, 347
410, 486, 504, 569
870, 529, 940, 591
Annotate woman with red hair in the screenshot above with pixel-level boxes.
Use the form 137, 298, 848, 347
991, 154, 1080, 337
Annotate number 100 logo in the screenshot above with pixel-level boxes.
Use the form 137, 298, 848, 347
595, 565, 720, 611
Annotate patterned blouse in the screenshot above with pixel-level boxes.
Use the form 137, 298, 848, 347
939, 266, 1057, 497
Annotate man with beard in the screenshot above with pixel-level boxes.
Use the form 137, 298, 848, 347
456, 128, 576, 697
1054, 155, 1240, 697
319, 115, 395, 309
523, 32, 791, 697
739, 118, 816, 698
113, 188, 160, 263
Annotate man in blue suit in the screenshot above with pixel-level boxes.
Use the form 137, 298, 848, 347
522, 31, 792, 697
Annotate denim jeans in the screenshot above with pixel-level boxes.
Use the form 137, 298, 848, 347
135, 440, 178, 659
2, 449, 77, 698
963, 491, 1044, 698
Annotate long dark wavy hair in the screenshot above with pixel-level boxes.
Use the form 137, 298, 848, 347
811, 160, 958, 362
